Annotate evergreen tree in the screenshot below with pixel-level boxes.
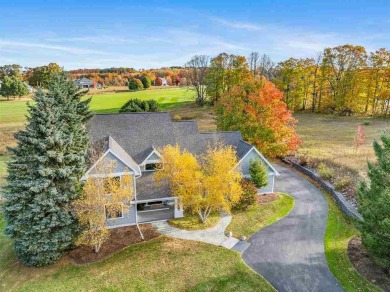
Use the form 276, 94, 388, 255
249, 159, 268, 188
140, 76, 151, 89
2, 73, 92, 266
358, 135, 390, 271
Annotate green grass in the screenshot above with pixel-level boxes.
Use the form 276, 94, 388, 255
0, 212, 274, 292
0, 87, 194, 125
0, 155, 10, 188
228, 193, 294, 239
324, 192, 380, 291
168, 212, 221, 230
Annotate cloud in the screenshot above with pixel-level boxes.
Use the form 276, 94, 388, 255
0, 40, 108, 55
211, 17, 263, 31
45, 36, 137, 44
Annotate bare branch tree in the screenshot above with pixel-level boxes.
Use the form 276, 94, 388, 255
248, 52, 259, 77
259, 54, 276, 80
184, 55, 210, 105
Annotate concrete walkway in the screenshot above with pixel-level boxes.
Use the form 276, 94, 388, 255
243, 163, 343, 292
152, 212, 239, 249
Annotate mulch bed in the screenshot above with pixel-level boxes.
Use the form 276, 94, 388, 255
257, 193, 279, 204
348, 236, 390, 291
68, 224, 160, 265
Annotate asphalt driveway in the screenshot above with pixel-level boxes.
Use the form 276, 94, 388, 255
243, 163, 343, 292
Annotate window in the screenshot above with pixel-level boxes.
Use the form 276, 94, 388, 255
105, 203, 123, 219
145, 163, 162, 171
103, 176, 121, 193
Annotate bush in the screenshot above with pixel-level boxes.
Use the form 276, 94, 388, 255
249, 159, 268, 188
317, 163, 334, 180
128, 78, 144, 91
334, 177, 352, 191
119, 99, 160, 113
233, 178, 257, 211
141, 76, 151, 89
363, 120, 370, 126
173, 114, 181, 121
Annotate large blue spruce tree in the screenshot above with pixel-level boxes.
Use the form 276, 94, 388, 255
3, 73, 92, 266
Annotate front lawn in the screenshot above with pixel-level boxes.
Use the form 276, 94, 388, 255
0, 212, 274, 291
228, 193, 294, 238
324, 192, 380, 291
168, 212, 221, 230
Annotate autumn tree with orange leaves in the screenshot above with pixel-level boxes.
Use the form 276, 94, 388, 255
216, 79, 301, 157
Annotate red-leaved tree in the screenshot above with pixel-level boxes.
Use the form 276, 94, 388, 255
216, 79, 301, 157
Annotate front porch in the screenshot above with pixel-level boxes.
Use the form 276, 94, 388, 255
136, 197, 184, 224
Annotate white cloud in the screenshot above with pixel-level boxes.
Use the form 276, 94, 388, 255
0, 40, 108, 55
211, 17, 263, 31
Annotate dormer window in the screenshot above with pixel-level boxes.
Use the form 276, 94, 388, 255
145, 163, 162, 171
141, 147, 163, 172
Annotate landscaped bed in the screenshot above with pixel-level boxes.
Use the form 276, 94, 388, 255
68, 224, 160, 265
228, 193, 294, 239
348, 237, 390, 291
168, 212, 221, 230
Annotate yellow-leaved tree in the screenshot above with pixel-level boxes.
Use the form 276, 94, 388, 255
73, 159, 134, 253
156, 144, 242, 223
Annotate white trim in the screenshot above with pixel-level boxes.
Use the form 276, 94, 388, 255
136, 196, 177, 204
139, 148, 162, 166
138, 208, 170, 213
105, 203, 124, 220
236, 146, 279, 176
83, 149, 140, 180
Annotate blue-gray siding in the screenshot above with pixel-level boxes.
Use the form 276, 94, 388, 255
106, 204, 137, 228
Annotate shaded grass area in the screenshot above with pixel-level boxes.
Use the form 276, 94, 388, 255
324, 191, 380, 291
0, 212, 274, 292
168, 212, 221, 230
228, 193, 294, 239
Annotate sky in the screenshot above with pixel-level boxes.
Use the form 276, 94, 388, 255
0, 0, 389, 70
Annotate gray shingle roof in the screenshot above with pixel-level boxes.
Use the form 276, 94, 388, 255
135, 172, 171, 200
88, 112, 250, 163
88, 112, 257, 200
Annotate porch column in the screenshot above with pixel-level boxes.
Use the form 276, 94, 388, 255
174, 197, 184, 218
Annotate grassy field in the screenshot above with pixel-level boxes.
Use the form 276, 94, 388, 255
294, 113, 390, 176
228, 194, 294, 239
324, 192, 380, 291
0, 212, 274, 292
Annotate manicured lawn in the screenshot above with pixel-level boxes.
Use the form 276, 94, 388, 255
168, 212, 221, 230
228, 193, 294, 239
0, 212, 274, 292
324, 192, 380, 291
0, 87, 194, 125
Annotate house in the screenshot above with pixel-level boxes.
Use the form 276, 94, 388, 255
85, 112, 279, 229
75, 77, 94, 88
160, 78, 168, 86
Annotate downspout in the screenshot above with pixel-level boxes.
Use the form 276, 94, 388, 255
134, 172, 144, 240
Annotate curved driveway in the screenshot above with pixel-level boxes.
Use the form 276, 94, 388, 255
243, 164, 343, 292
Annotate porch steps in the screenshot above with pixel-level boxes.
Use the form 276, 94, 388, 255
220, 237, 239, 249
